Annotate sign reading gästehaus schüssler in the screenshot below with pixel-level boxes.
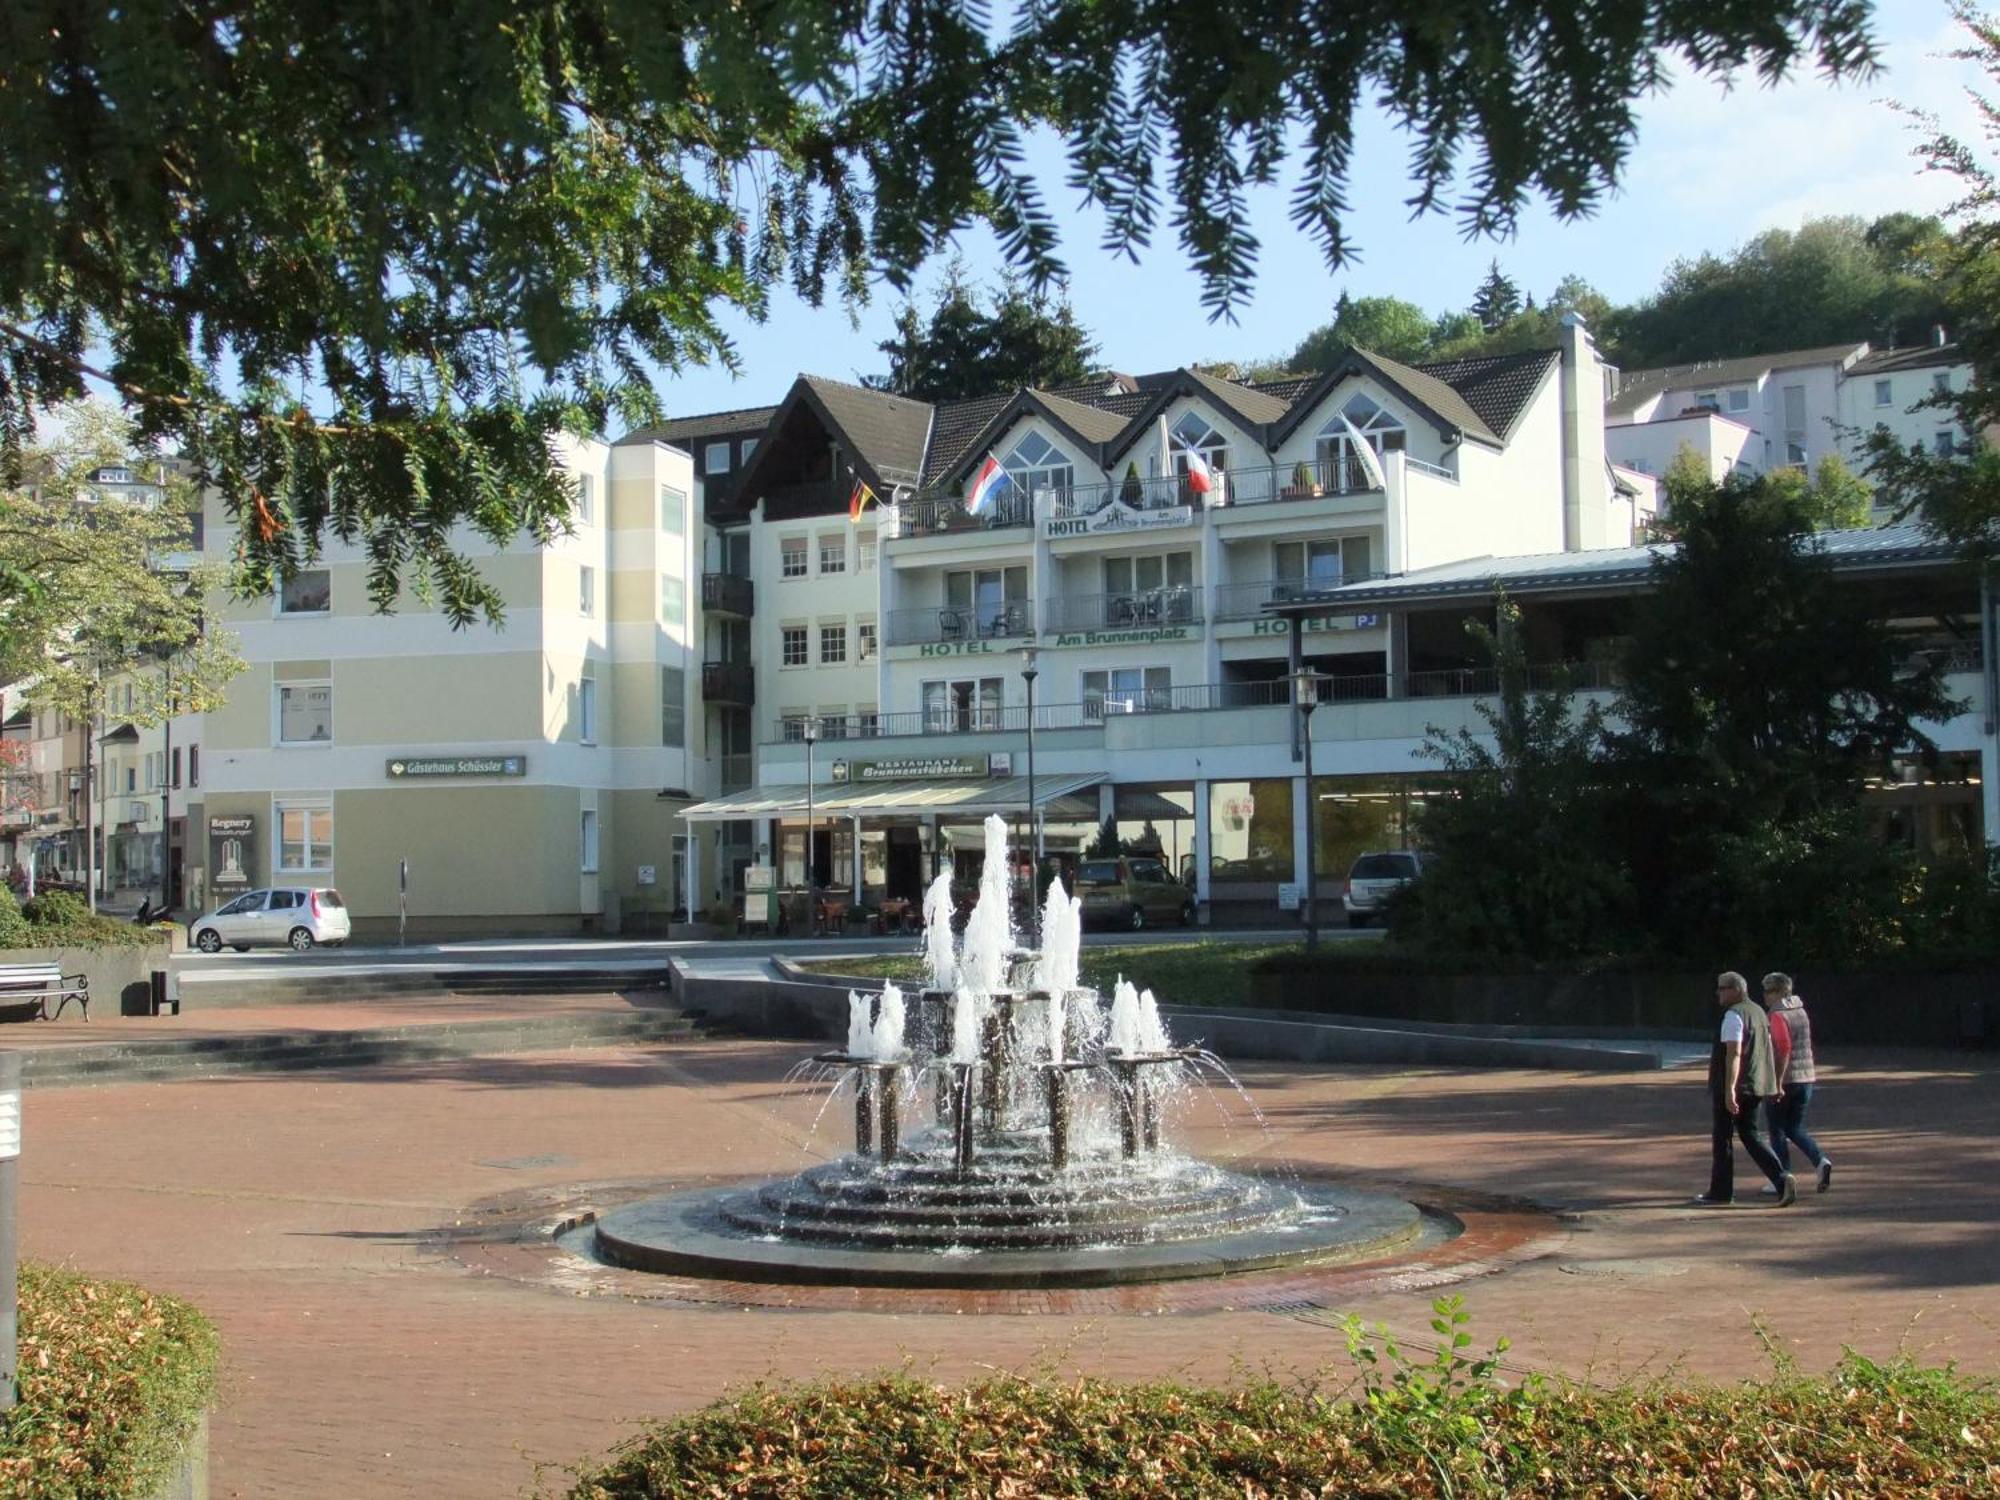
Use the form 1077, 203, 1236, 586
386, 755, 528, 779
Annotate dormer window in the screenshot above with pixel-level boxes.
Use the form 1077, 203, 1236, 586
1169, 411, 1228, 477
1315, 394, 1405, 488
1001, 432, 1075, 499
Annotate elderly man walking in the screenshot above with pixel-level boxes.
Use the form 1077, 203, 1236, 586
1695, 971, 1795, 1207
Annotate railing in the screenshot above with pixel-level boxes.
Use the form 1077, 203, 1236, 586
1050, 473, 1192, 518
700, 660, 756, 705
1222, 455, 1387, 507
1903, 640, 1983, 674
719, 752, 753, 791
897, 490, 1034, 538
1405, 455, 1456, 481
884, 600, 1034, 646
1212, 574, 1387, 620
1047, 588, 1201, 631
701, 572, 755, 615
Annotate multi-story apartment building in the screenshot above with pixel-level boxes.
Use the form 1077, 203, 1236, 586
1605, 334, 1975, 484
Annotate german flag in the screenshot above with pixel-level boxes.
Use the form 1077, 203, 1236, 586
847, 475, 877, 522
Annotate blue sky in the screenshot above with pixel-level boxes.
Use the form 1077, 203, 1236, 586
660, 0, 1986, 418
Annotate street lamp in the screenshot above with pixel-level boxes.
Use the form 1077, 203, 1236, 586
801, 715, 820, 936
1019, 646, 1041, 947
1291, 668, 1321, 952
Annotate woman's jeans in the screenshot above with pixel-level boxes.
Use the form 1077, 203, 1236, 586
1767, 1083, 1826, 1171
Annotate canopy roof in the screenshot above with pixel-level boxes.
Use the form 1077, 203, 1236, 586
681, 771, 1104, 823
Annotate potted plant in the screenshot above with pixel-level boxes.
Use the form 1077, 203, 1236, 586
1119, 461, 1143, 507
1281, 460, 1321, 499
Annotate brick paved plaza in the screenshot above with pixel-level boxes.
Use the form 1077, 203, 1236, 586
15, 1021, 2000, 1497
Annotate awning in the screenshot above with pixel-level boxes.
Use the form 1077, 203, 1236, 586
681, 771, 1105, 823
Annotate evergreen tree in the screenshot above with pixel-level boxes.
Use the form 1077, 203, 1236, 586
869, 267, 1100, 402
1470, 261, 1523, 331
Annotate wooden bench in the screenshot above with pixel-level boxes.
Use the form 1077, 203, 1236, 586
0, 962, 90, 1022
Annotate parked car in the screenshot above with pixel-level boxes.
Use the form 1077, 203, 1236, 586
1341, 851, 1431, 927
190, 887, 351, 952
1076, 855, 1193, 930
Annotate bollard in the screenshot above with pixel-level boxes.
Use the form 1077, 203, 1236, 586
853, 1070, 874, 1157
1, 1051, 19, 1412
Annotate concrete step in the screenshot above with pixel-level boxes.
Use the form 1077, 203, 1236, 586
171, 964, 676, 1009
21, 1008, 698, 1088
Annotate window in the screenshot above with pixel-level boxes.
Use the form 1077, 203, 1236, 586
661, 485, 686, 535
125, 766, 135, 792
820, 710, 851, 740
1874, 378, 1894, 408
579, 565, 596, 616
1933, 372, 1951, 395
189, 746, 199, 788
579, 670, 597, 743
780, 537, 808, 579
145, 755, 156, 790
1103, 551, 1194, 596
1274, 536, 1370, 586
1726, 388, 1751, 412
818, 533, 846, 574
922, 677, 1003, 732
781, 625, 809, 667
945, 566, 1029, 635
1083, 666, 1171, 717
170, 746, 181, 788
1935, 430, 1957, 457
1692, 390, 1719, 411
277, 683, 332, 744
577, 473, 595, 524
857, 620, 878, 661
740, 438, 757, 462
661, 666, 686, 747
1782, 384, 1807, 466
703, 441, 731, 474
661, 574, 686, 625
279, 569, 331, 614
820, 622, 847, 664
1315, 394, 1405, 488
1170, 410, 1229, 477
1001, 431, 1075, 499
857, 533, 878, 572
855, 708, 879, 738
579, 809, 599, 873
276, 801, 334, 873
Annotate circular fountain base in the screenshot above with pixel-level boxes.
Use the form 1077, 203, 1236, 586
592, 1139, 1425, 1289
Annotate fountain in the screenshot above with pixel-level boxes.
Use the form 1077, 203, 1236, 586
593, 815, 1424, 1287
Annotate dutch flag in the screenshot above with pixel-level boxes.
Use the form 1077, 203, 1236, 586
967, 453, 1011, 515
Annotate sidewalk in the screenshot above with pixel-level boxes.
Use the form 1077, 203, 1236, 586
14, 1036, 1999, 1498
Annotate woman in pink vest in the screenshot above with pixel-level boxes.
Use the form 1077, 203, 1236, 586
1762, 972, 1833, 1194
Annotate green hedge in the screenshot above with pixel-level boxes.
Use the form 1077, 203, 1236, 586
0, 888, 161, 951
557, 1343, 1997, 1498
0, 1264, 219, 1500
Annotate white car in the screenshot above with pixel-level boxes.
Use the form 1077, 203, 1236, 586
191, 887, 351, 952
1341, 851, 1432, 927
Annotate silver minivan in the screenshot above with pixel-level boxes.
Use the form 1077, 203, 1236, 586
1341, 851, 1431, 927
191, 887, 352, 952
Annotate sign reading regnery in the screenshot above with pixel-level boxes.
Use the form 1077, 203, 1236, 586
831, 754, 999, 784
210, 815, 254, 888
386, 756, 528, 778
1045, 502, 1194, 539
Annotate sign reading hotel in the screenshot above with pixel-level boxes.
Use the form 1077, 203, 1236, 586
914, 639, 999, 658
1247, 614, 1379, 635
386, 755, 528, 778
1045, 501, 1194, 539
831, 753, 1005, 784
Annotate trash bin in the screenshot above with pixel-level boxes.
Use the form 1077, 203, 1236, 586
148, 969, 178, 1017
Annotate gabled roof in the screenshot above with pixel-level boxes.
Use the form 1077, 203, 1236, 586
933, 387, 1134, 488
615, 404, 778, 447
1271, 346, 1551, 450
730, 375, 932, 515
1405, 349, 1561, 443
1607, 342, 1869, 417
1849, 343, 1964, 375
1100, 367, 1294, 465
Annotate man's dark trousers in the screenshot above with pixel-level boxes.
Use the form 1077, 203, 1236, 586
1710, 1094, 1786, 1201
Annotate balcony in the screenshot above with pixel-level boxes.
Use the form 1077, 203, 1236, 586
1213, 574, 1387, 621
1050, 472, 1193, 518
701, 660, 756, 705
1047, 588, 1201, 632
719, 752, 753, 791
701, 571, 755, 616
884, 600, 1034, 647
895, 490, 1034, 539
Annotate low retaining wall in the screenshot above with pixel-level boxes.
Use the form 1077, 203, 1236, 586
1246, 967, 1996, 1048
148, 1410, 209, 1500
672, 960, 1674, 1070
1, 942, 173, 1019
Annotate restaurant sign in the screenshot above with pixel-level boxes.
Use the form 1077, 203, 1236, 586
831, 753, 1006, 784
386, 755, 528, 778
209, 814, 254, 888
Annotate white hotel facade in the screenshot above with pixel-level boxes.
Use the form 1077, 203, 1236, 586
171, 318, 1997, 936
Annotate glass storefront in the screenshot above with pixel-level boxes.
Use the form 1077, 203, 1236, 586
1208, 778, 1294, 885
1312, 774, 1432, 878
1115, 784, 1196, 882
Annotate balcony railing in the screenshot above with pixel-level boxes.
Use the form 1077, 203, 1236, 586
897, 490, 1034, 538
1050, 472, 1193, 518
884, 600, 1034, 646
701, 660, 756, 705
701, 571, 754, 615
1047, 588, 1201, 632
1212, 574, 1387, 620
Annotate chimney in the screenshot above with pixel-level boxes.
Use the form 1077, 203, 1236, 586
1559, 313, 1608, 552
1934, 324, 1948, 348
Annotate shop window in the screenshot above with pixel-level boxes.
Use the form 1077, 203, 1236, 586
1208, 779, 1295, 883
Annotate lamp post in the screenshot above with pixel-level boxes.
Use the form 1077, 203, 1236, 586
1291, 668, 1320, 951
801, 715, 819, 936
1019, 646, 1040, 946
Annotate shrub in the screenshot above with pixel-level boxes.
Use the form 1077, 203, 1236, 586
0, 1264, 219, 1500
555, 1301, 1999, 1498
0, 888, 30, 948
8, 889, 158, 949
20, 890, 88, 929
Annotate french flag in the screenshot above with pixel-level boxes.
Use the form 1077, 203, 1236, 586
1181, 445, 1215, 496
966, 453, 1011, 515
